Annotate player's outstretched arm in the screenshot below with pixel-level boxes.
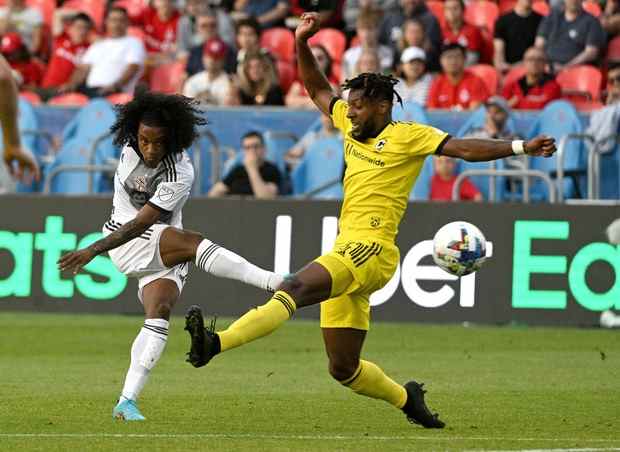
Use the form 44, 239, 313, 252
441, 135, 556, 162
295, 12, 338, 116
57, 204, 161, 274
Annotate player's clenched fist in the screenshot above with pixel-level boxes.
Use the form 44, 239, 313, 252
57, 248, 96, 274
295, 12, 321, 41
525, 135, 557, 158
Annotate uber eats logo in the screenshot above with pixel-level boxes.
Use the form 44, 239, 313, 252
513, 220, 619, 311
0, 216, 127, 300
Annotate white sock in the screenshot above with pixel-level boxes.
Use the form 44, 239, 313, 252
119, 319, 169, 402
195, 239, 284, 292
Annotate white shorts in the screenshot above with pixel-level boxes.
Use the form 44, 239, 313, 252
103, 221, 189, 302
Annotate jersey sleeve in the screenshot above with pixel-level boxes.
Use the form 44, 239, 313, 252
405, 123, 451, 157
329, 97, 352, 133
148, 155, 194, 213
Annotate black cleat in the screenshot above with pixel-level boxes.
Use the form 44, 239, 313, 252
401, 381, 445, 429
184, 305, 220, 368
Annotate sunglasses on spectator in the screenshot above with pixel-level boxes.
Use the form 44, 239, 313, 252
199, 21, 217, 29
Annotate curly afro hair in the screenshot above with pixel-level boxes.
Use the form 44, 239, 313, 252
341, 72, 403, 108
110, 91, 207, 154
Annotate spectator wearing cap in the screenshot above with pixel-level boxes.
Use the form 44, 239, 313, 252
493, 0, 543, 73
0, 32, 44, 89
0, 0, 43, 55
342, 11, 394, 80
395, 46, 432, 105
430, 155, 483, 201
183, 37, 233, 105
62, 7, 146, 97
535, 0, 606, 71
427, 43, 489, 110
285, 44, 339, 109
131, 0, 180, 65
176, 1, 235, 61
231, 0, 289, 29
441, 0, 483, 66
39, 13, 93, 98
463, 96, 520, 140
185, 9, 236, 77
502, 46, 561, 109
379, 0, 442, 65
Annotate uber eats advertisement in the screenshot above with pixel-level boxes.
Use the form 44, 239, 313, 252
1, 196, 618, 326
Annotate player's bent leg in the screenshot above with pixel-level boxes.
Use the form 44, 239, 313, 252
113, 278, 178, 421
185, 262, 337, 368
159, 227, 282, 292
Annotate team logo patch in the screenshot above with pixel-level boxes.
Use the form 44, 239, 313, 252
158, 186, 175, 202
134, 175, 146, 192
375, 139, 387, 151
370, 216, 381, 228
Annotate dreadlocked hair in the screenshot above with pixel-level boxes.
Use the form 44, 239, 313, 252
110, 90, 207, 154
341, 72, 403, 108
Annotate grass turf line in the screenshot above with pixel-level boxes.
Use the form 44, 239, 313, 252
0, 312, 618, 451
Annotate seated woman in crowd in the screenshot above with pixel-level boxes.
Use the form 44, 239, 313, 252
395, 46, 432, 105
232, 51, 284, 106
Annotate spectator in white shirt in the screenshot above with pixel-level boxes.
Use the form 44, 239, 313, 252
0, 0, 43, 54
183, 37, 233, 105
396, 46, 432, 105
343, 10, 394, 80
62, 7, 146, 97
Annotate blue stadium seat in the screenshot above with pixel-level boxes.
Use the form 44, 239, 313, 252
526, 100, 585, 200
599, 145, 620, 199
291, 136, 344, 199
45, 99, 119, 194
264, 130, 299, 174
15, 98, 44, 192
392, 101, 427, 123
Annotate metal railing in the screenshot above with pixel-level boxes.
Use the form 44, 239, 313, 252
44, 164, 117, 194
452, 169, 557, 203
86, 131, 114, 194
555, 133, 594, 203
587, 133, 620, 200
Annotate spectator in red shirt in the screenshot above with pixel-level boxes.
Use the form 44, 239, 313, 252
441, 0, 482, 66
132, 0, 180, 63
40, 13, 93, 96
426, 43, 489, 110
430, 155, 482, 201
0, 32, 43, 90
502, 46, 561, 109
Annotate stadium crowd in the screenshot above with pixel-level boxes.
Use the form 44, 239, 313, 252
1, 0, 619, 199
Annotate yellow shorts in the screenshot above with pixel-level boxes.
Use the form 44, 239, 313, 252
315, 237, 399, 331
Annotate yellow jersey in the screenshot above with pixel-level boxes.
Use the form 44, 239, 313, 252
330, 98, 450, 243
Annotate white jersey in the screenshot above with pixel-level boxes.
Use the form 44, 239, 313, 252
106, 144, 195, 230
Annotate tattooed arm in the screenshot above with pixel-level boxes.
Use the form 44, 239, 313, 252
58, 204, 161, 274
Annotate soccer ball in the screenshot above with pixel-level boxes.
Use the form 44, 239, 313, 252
432, 221, 487, 276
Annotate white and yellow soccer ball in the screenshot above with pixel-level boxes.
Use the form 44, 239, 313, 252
432, 221, 487, 276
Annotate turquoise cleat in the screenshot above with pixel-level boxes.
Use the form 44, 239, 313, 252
112, 399, 146, 421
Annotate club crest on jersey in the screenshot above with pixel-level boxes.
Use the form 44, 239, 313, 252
375, 139, 387, 151
158, 186, 175, 202
134, 175, 147, 192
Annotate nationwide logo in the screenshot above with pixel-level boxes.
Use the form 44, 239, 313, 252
345, 143, 385, 167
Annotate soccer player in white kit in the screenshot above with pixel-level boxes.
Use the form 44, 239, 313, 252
58, 92, 283, 421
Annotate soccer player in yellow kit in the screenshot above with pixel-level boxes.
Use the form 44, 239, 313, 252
185, 12, 557, 428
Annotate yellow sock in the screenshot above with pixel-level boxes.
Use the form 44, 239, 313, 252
340, 359, 408, 409
218, 291, 296, 352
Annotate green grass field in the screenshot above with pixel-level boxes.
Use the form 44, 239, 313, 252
0, 312, 618, 451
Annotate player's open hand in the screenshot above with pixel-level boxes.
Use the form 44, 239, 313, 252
57, 248, 97, 275
3, 145, 40, 183
295, 12, 321, 42
525, 135, 556, 158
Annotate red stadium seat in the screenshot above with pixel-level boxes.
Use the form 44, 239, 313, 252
426, 0, 446, 29
62, 0, 105, 30
26, 0, 56, 27
20, 91, 42, 105
260, 27, 295, 63
503, 64, 527, 89
479, 28, 495, 64
607, 36, 620, 61
308, 28, 346, 63
557, 65, 602, 108
468, 64, 499, 94
150, 61, 186, 94
532, 0, 550, 16
114, 0, 148, 19
583, 0, 602, 17
276, 60, 296, 94
106, 92, 133, 104
498, 0, 517, 15
465, 1, 499, 33
48, 92, 90, 106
